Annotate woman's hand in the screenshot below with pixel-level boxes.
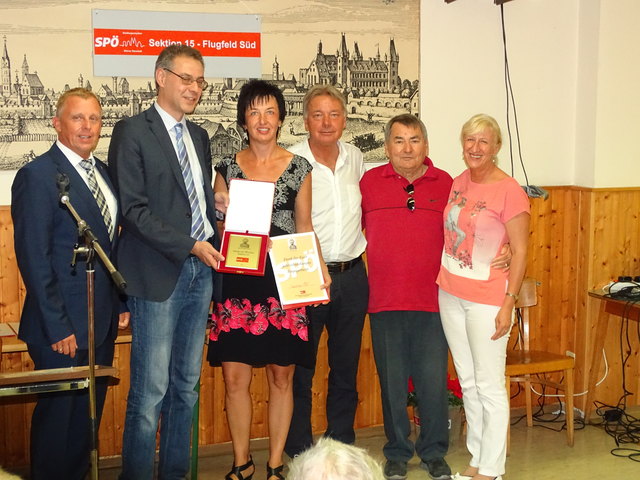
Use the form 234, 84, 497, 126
491, 305, 513, 340
491, 243, 512, 271
311, 263, 332, 307
214, 191, 230, 214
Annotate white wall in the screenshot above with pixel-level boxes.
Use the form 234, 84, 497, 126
593, 0, 640, 188
421, 0, 640, 189
421, 0, 579, 186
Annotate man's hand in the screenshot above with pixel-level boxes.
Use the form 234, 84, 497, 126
214, 191, 230, 215
118, 312, 131, 330
491, 243, 512, 270
191, 240, 225, 269
51, 334, 78, 358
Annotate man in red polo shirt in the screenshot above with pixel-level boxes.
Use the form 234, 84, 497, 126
361, 113, 452, 480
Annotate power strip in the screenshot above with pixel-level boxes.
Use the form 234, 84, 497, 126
606, 281, 640, 294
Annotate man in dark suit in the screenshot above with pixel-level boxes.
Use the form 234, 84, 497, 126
108, 45, 223, 479
11, 88, 128, 480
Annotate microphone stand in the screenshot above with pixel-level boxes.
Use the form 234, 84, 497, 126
59, 178, 126, 480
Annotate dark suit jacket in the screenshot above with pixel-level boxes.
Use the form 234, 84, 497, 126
107, 106, 219, 302
11, 144, 120, 349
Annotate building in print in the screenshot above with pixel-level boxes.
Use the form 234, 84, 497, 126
298, 33, 400, 93
0, 30, 417, 170
1, 36, 48, 108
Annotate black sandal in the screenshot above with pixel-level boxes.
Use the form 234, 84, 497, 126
266, 463, 285, 480
225, 456, 255, 480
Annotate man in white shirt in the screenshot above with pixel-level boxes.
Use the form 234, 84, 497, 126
285, 85, 369, 456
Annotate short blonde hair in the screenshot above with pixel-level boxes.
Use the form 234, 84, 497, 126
56, 88, 101, 117
460, 113, 502, 150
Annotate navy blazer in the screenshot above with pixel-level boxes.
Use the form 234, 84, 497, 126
11, 144, 120, 349
108, 106, 219, 302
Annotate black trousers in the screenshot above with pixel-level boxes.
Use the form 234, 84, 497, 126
285, 260, 369, 456
27, 338, 115, 480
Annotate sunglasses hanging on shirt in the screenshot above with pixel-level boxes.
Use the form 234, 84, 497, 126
405, 184, 415, 212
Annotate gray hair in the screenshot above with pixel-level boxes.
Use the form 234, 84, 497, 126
303, 84, 347, 118
384, 113, 428, 143
288, 437, 384, 480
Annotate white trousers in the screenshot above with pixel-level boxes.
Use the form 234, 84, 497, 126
438, 289, 510, 477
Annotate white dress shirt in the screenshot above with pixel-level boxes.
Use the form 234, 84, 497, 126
289, 138, 367, 263
57, 140, 117, 226
154, 103, 214, 240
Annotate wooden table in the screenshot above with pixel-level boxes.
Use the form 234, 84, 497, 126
585, 290, 640, 421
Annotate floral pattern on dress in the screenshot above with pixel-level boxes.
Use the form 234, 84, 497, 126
210, 297, 309, 341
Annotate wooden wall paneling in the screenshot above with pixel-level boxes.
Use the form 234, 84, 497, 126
582, 189, 640, 410
0, 353, 34, 467
355, 319, 382, 429
197, 345, 217, 446
0, 207, 21, 327
572, 188, 593, 411
311, 328, 329, 434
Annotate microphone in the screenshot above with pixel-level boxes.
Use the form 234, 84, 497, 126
56, 173, 70, 203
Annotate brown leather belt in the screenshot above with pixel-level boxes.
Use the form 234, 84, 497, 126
326, 255, 363, 273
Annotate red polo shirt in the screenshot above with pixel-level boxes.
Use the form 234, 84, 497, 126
360, 157, 452, 313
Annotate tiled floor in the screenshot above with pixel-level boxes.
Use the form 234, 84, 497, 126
94, 407, 640, 479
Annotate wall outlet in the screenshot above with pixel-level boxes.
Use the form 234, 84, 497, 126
565, 350, 576, 358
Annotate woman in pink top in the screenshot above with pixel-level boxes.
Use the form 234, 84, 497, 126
437, 114, 530, 480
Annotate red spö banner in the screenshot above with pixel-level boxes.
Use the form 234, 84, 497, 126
94, 29, 261, 57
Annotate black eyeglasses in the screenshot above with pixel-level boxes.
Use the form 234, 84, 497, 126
405, 184, 415, 211
163, 68, 209, 90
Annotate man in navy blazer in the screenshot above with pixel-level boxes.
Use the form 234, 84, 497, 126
108, 45, 224, 479
11, 88, 128, 480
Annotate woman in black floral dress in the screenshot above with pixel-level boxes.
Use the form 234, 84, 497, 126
208, 80, 330, 480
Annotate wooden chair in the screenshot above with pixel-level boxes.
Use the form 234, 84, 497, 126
505, 278, 575, 452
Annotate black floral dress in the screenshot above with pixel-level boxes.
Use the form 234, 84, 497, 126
207, 154, 314, 368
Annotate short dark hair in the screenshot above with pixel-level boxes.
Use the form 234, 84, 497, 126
154, 45, 204, 90
155, 44, 204, 72
236, 79, 286, 128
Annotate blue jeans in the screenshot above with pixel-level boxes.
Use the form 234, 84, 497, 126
120, 257, 212, 480
370, 310, 449, 463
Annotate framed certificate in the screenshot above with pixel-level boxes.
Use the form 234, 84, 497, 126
218, 179, 275, 276
269, 232, 329, 309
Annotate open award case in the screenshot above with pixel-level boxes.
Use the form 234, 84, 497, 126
218, 179, 274, 276
269, 232, 329, 309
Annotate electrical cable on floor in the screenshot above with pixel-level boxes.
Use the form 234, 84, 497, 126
510, 309, 609, 402
589, 300, 640, 462
499, 4, 548, 200
508, 310, 586, 433
510, 382, 586, 434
